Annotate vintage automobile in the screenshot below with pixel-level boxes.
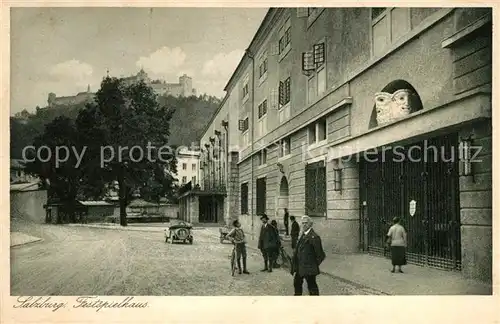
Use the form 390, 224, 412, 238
165, 222, 193, 244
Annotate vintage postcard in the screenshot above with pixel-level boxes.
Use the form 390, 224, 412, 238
2, 2, 498, 323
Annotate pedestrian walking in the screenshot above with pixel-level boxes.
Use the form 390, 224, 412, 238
284, 208, 290, 236
226, 219, 249, 274
386, 217, 407, 273
290, 216, 325, 296
290, 216, 300, 249
257, 214, 280, 272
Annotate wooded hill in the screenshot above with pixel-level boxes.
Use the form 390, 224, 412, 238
11, 94, 220, 159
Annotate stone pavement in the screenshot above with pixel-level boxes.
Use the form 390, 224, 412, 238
65, 223, 492, 295
11, 232, 42, 247
12, 222, 377, 295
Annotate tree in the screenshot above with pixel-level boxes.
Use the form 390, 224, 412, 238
77, 76, 176, 226
24, 116, 82, 222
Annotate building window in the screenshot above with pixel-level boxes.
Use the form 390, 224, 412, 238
305, 161, 326, 216
242, 83, 249, 99
256, 177, 267, 215
258, 99, 268, 118
192, 163, 196, 171
308, 118, 327, 145
279, 26, 291, 54
239, 117, 249, 132
258, 149, 267, 166
192, 176, 196, 184
257, 99, 268, 138
371, 8, 411, 57
239, 117, 250, 147
278, 18, 292, 59
259, 55, 268, 79
242, 74, 250, 101
182, 176, 187, 184
279, 77, 291, 107
182, 163, 187, 170
278, 77, 291, 123
241, 182, 248, 214
279, 137, 291, 158
308, 7, 320, 16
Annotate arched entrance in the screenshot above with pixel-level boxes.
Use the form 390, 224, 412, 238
278, 176, 289, 210
276, 176, 290, 233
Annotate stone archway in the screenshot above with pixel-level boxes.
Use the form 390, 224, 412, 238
276, 176, 289, 219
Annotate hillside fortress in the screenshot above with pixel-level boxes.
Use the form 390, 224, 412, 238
47, 69, 196, 107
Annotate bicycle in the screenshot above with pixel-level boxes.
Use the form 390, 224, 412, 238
230, 242, 238, 276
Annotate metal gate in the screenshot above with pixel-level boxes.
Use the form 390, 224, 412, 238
359, 133, 461, 271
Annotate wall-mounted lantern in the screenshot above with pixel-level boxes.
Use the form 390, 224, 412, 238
214, 130, 221, 137
333, 159, 343, 192
277, 162, 284, 174
221, 120, 229, 129
459, 137, 473, 178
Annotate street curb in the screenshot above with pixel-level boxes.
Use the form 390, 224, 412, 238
66, 224, 211, 234
66, 224, 163, 233
10, 238, 43, 248
211, 232, 390, 295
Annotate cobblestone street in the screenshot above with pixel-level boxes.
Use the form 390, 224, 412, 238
11, 221, 377, 296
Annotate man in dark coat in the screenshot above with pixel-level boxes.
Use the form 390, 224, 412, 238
284, 208, 290, 236
257, 214, 280, 272
290, 216, 326, 296
290, 216, 300, 249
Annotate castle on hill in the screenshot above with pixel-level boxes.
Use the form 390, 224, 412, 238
46, 69, 196, 108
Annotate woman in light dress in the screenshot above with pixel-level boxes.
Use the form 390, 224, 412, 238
386, 217, 407, 273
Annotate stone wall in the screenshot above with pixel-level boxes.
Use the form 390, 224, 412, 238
10, 190, 47, 223
458, 120, 492, 284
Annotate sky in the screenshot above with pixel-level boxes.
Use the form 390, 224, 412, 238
10, 7, 268, 115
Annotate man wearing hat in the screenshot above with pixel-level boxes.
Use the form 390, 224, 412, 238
257, 213, 280, 272
290, 216, 325, 295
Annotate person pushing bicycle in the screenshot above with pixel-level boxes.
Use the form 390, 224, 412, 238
226, 220, 250, 274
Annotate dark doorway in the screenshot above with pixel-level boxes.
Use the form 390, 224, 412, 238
199, 195, 222, 223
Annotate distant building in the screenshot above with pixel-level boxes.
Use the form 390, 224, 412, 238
10, 159, 37, 184
44, 69, 196, 110
121, 69, 197, 98
175, 148, 201, 186
47, 85, 94, 107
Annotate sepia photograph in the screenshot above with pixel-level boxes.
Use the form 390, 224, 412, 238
8, 6, 493, 299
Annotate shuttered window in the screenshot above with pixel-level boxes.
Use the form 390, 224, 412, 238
256, 177, 267, 215
240, 183, 248, 214
304, 161, 327, 216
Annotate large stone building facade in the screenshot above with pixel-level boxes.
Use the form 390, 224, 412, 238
199, 7, 492, 283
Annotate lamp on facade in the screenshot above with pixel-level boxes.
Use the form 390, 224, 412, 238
277, 162, 284, 174
214, 130, 221, 137
221, 120, 229, 130
333, 159, 343, 192
459, 137, 473, 178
